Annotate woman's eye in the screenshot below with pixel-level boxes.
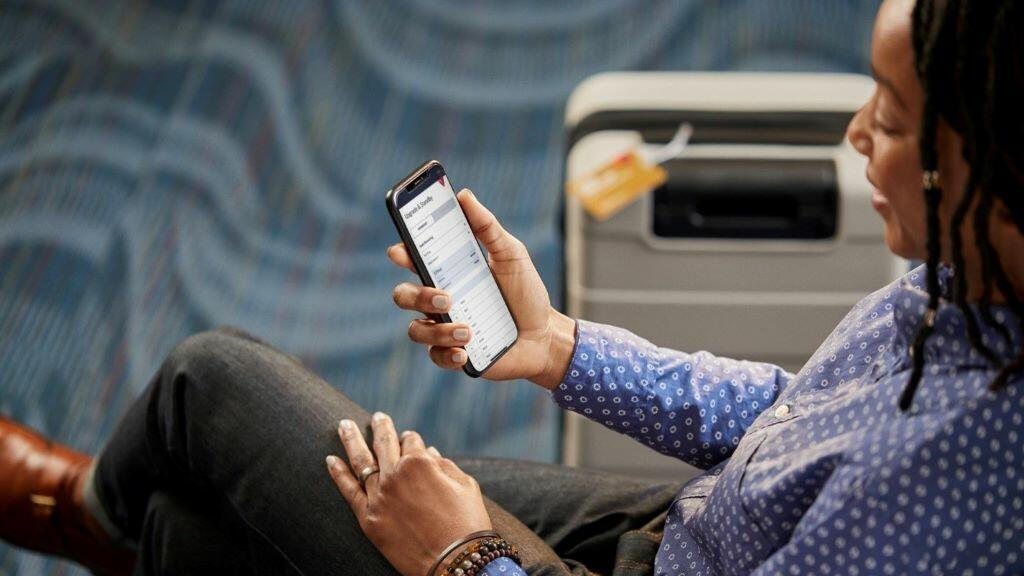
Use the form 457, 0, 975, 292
874, 117, 901, 136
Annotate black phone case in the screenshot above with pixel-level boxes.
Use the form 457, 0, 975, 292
385, 161, 517, 378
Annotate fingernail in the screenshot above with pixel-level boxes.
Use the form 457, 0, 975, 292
339, 419, 354, 432
432, 295, 450, 310
372, 411, 386, 423
326, 455, 339, 470
452, 350, 467, 363
427, 446, 441, 457
400, 430, 410, 440
453, 328, 470, 341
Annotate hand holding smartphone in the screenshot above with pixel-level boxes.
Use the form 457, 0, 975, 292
386, 161, 519, 377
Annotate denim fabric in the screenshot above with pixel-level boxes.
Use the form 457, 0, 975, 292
93, 327, 681, 575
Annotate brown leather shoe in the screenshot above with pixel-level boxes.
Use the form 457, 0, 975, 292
0, 416, 135, 575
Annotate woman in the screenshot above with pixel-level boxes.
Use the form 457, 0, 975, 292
2, 0, 1022, 574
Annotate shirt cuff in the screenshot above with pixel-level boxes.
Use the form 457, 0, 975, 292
478, 556, 526, 575
556, 316, 582, 383
549, 319, 609, 411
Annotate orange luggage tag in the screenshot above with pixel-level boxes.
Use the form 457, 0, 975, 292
567, 123, 693, 221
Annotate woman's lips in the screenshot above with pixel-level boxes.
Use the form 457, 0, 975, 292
866, 173, 890, 213
870, 188, 890, 212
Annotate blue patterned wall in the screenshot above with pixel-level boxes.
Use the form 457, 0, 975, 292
0, 0, 879, 573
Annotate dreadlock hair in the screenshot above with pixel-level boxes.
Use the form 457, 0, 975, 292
900, 0, 1024, 411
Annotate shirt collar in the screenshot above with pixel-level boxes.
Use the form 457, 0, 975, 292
891, 264, 1023, 368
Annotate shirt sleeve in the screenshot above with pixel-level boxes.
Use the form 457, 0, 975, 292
552, 319, 794, 468
750, 394, 1024, 576
478, 557, 527, 576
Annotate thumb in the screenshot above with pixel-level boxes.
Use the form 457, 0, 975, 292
457, 189, 521, 258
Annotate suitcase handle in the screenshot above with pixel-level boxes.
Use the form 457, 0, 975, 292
651, 158, 838, 240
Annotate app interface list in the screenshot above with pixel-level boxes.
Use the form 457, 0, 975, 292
401, 175, 517, 370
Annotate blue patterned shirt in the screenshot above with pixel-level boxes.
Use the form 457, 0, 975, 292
482, 265, 1024, 576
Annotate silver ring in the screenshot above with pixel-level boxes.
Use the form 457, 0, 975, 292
358, 465, 380, 487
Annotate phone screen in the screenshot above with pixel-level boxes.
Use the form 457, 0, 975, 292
395, 167, 517, 373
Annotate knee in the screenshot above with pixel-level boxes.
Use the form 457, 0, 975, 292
188, 325, 267, 349
161, 326, 281, 397
167, 326, 263, 367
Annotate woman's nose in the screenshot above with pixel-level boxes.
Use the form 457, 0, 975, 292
847, 105, 873, 158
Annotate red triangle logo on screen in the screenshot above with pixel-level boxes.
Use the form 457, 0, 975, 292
438, 175, 446, 188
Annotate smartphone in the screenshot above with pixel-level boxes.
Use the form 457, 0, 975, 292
385, 160, 518, 377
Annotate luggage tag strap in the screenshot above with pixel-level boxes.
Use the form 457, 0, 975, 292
566, 123, 693, 221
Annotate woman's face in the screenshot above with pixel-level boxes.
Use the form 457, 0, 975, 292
847, 0, 1024, 301
846, 0, 932, 261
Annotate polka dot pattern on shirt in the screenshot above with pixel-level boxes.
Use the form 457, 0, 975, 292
479, 556, 521, 575
556, 321, 791, 468
547, 265, 1024, 576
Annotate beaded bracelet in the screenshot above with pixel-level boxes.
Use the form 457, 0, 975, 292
439, 536, 521, 576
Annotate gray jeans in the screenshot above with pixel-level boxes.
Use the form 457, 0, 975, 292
91, 328, 682, 575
